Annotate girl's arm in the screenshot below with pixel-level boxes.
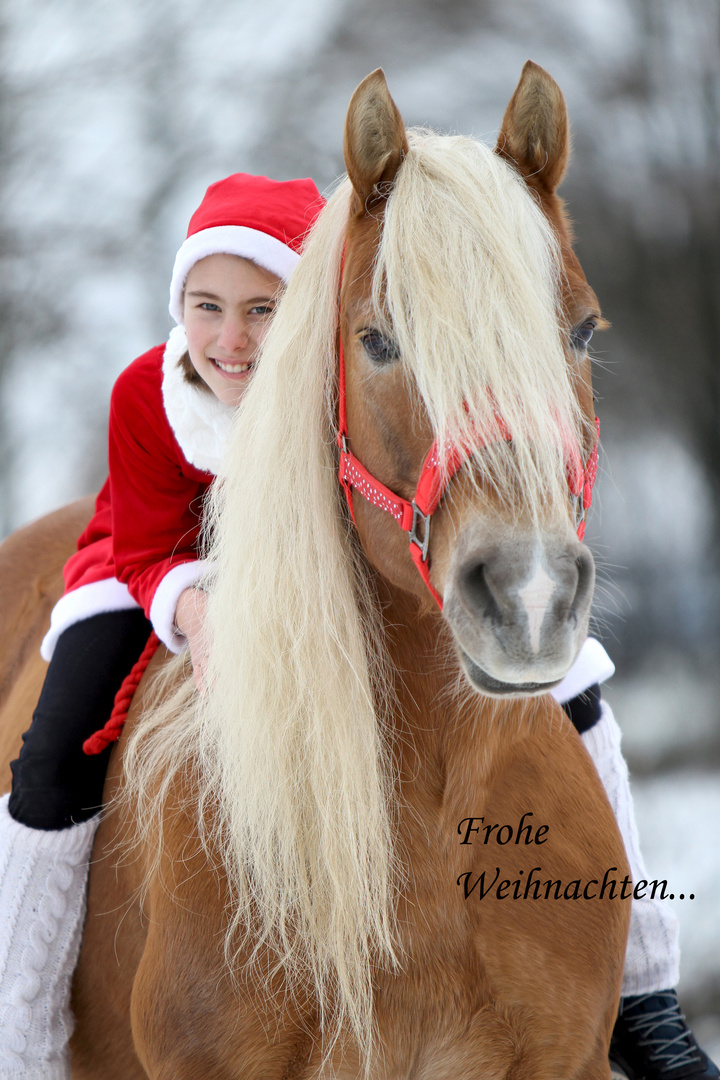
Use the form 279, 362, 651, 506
108, 351, 212, 654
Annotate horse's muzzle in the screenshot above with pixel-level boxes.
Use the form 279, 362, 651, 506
442, 524, 595, 696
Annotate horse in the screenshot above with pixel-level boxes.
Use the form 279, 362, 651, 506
0, 63, 630, 1078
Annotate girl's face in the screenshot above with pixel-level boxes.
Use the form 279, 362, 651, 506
183, 253, 283, 407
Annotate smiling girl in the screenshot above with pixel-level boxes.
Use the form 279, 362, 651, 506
0, 172, 323, 1077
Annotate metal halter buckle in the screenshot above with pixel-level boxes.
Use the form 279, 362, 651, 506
408, 500, 431, 562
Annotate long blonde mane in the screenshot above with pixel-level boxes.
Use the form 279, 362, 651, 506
123, 131, 587, 1069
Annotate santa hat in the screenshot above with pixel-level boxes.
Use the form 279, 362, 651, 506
169, 173, 324, 325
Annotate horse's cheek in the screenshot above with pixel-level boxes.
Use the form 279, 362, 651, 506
352, 497, 426, 598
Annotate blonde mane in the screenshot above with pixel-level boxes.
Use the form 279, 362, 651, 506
123, 131, 588, 1070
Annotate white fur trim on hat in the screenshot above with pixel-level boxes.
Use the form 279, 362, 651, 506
169, 225, 300, 325
41, 579, 141, 661
149, 559, 212, 653
161, 325, 234, 474
550, 637, 616, 705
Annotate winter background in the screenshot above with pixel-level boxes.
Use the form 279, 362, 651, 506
0, 0, 718, 1048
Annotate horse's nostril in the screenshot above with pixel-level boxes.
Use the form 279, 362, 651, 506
570, 550, 595, 619
461, 563, 502, 624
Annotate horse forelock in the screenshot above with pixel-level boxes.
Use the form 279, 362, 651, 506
372, 129, 590, 524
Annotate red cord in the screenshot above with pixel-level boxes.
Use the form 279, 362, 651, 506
83, 631, 161, 755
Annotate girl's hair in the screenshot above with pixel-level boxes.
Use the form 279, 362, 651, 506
178, 349, 205, 388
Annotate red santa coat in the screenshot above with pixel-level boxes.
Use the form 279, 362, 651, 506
41, 326, 232, 660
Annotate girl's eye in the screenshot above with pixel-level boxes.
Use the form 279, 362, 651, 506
571, 319, 597, 351
360, 329, 400, 365
200, 302, 221, 312
250, 305, 274, 316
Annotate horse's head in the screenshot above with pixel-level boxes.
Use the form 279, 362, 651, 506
340, 64, 602, 696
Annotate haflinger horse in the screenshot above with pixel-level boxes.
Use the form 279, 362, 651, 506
0, 64, 630, 1078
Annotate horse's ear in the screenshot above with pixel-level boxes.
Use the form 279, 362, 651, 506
344, 69, 409, 212
496, 61, 569, 195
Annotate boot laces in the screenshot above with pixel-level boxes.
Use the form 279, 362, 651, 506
622, 994, 702, 1072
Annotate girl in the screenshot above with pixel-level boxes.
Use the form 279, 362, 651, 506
0, 171, 324, 1077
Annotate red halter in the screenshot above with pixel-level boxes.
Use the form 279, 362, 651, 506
336, 317, 599, 610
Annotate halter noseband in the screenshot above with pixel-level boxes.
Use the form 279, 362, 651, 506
336, 299, 599, 611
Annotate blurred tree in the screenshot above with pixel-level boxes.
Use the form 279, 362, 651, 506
599, 0, 720, 540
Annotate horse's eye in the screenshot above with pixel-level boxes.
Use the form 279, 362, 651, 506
571, 320, 596, 351
361, 329, 400, 364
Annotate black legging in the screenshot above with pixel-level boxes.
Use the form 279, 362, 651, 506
9, 609, 152, 830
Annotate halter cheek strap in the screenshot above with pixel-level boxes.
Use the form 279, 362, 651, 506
337, 424, 467, 608
567, 415, 600, 543
336, 288, 599, 609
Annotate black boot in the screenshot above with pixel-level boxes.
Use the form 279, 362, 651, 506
610, 990, 720, 1080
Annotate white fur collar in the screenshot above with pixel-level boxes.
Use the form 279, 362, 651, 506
161, 325, 234, 475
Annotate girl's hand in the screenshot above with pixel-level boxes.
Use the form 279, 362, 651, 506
175, 587, 209, 692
